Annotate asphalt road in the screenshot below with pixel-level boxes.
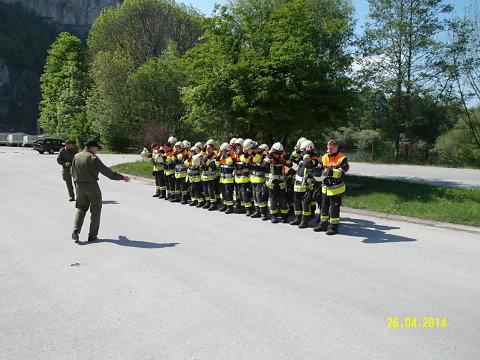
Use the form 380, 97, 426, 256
349, 162, 480, 189
1, 147, 479, 360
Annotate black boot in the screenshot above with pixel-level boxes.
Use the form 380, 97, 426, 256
313, 221, 329, 232
326, 224, 339, 235
164, 193, 171, 201
261, 209, 268, 221
281, 214, 289, 223
245, 207, 252, 217
159, 190, 166, 199
196, 201, 204, 208
225, 205, 234, 214
271, 216, 278, 224
153, 191, 160, 197
203, 200, 210, 209
234, 199, 241, 209
250, 207, 261, 218
190, 200, 198, 207
208, 203, 217, 211
219, 204, 227, 212
290, 215, 301, 225
298, 216, 309, 229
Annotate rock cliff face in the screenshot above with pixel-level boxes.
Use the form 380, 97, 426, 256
0, 0, 123, 133
2, 0, 122, 33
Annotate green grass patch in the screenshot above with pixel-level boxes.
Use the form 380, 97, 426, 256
344, 175, 480, 227
111, 161, 480, 227
111, 161, 154, 180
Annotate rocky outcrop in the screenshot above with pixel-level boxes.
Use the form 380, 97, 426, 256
2, 0, 122, 31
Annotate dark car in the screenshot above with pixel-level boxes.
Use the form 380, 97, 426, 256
33, 138, 65, 154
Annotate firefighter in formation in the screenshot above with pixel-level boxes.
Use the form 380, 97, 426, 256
142, 137, 349, 235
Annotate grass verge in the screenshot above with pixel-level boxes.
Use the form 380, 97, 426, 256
111, 161, 480, 227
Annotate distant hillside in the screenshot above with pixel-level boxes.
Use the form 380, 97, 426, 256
0, 0, 123, 133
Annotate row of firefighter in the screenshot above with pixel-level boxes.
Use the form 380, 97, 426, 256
140, 136, 349, 235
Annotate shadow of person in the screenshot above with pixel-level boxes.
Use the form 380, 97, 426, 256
340, 217, 417, 244
102, 200, 119, 205
80, 235, 179, 249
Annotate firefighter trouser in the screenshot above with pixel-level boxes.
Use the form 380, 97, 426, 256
165, 173, 175, 198
175, 177, 188, 200
203, 180, 217, 204
220, 182, 235, 206
154, 170, 166, 194
214, 178, 221, 201
190, 181, 204, 203
293, 190, 314, 217
320, 193, 342, 225
268, 184, 288, 216
252, 182, 268, 213
236, 182, 252, 209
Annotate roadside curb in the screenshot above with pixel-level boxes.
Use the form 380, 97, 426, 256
124, 173, 480, 235
343, 207, 480, 235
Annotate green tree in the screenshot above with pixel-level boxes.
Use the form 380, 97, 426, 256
357, 0, 453, 158
39, 32, 90, 144
181, 0, 355, 143
87, 0, 202, 150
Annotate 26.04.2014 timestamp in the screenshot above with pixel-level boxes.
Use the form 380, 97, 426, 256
387, 317, 447, 328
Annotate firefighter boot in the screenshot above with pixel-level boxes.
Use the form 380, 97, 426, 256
203, 200, 211, 209
281, 214, 289, 223
181, 194, 188, 205
208, 203, 217, 211
190, 200, 198, 207
271, 215, 278, 224
196, 200, 204, 208
225, 205, 234, 214
261, 208, 268, 221
250, 207, 261, 218
159, 190, 166, 199
245, 207, 252, 217
326, 224, 339, 235
298, 216, 309, 229
313, 221, 329, 232
290, 215, 301, 226
153, 190, 160, 197
219, 203, 227, 212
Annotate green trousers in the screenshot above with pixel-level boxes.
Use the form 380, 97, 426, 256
73, 182, 102, 238
63, 170, 75, 198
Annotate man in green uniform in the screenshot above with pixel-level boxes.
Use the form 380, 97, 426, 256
57, 140, 78, 201
71, 139, 130, 243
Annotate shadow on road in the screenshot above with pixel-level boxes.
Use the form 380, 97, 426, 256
341, 217, 417, 244
102, 200, 119, 205
80, 235, 179, 249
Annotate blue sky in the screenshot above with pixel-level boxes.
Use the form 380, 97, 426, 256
179, 0, 476, 32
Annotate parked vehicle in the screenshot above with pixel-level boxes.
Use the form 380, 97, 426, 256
0, 133, 7, 146
33, 138, 65, 154
7, 133, 25, 146
22, 135, 39, 147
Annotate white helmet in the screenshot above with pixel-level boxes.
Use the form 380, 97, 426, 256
190, 146, 200, 154
259, 143, 269, 152
192, 154, 202, 166
229, 137, 237, 145
174, 141, 184, 148
296, 137, 306, 149
140, 148, 149, 160
220, 142, 230, 151
168, 136, 177, 144
235, 138, 244, 146
243, 138, 255, 150
206, 139, 216, 147
300, 139, 315, 151
194, 142, 203, 148
271, 142, 283, 152
183, 140, 191, 148
154, 152, 164, 164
